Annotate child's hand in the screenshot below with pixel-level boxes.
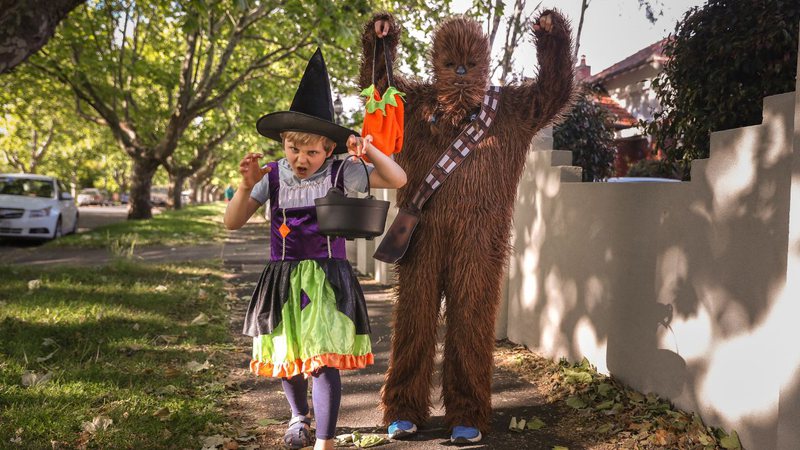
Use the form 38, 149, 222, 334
347, 134, 374, 160
238, 152, 271, 189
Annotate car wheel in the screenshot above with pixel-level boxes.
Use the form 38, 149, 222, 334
52, 217, 63, 240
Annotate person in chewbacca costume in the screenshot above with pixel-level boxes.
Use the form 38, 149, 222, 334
360, 9, 576, 444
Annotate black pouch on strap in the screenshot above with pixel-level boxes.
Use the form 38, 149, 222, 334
373, 208, 420, 263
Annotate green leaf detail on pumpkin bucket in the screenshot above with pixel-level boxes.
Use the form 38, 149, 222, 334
361, 84, 405, 116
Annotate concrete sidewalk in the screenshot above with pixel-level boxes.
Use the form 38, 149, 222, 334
221, 221, 581, 449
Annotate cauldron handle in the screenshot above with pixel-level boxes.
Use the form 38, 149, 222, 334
332, 156, 372, 197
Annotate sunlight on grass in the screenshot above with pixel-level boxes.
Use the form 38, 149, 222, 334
0, 261, 233, 449
49, 202, 228, 249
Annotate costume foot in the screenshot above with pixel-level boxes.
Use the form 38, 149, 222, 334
387, 420, 417, 439
450, 426, 482, 444
283, 415, 312, 449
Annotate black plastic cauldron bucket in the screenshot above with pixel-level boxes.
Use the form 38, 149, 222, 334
315, 158, 390, 240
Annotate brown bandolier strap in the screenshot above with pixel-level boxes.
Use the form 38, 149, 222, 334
373, 86, 502, 264
409, 85, 502, 212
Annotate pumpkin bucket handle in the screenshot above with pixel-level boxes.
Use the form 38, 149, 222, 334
333, 157, 372, 197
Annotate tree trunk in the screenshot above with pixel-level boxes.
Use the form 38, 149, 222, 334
170, 173, 185, 210
190, 177, 203, 204
0, 0, 86, 74
128, 157, 159, 220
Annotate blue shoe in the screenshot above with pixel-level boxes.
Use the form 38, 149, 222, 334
387, 420, 417, 439
450, 425, 482, 444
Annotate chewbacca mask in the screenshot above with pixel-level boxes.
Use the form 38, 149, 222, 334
360, 10, 576, 435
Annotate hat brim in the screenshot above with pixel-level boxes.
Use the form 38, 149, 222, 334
256, 111, 357, 154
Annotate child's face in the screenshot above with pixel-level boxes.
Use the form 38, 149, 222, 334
284, 138, 333, 179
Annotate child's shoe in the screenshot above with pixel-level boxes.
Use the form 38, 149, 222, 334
387, 420, 417, 439
450, 425, 482, 444
283, 415, 312, 449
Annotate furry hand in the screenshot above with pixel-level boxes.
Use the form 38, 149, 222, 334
533, 13, 553, 33
375, 19, 391, 38
238, 152, 271, 189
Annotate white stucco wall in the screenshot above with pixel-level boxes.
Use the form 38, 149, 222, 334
500, 79, 799, 449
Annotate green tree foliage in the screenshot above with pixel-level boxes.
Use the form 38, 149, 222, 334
644, 0, 799, 176
19, 0, 450, 217
554, 88, 616, 182
0, 67, 115, 191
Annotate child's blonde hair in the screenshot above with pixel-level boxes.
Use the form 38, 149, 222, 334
280, 131, 336, 153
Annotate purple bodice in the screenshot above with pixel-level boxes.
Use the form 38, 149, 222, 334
267, 160, 346, 261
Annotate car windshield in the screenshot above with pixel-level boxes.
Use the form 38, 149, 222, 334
0, 177, 55, 198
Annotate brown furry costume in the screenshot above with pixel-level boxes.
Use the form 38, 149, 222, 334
360, 10, 575, 434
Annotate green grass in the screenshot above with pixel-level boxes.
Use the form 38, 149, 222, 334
49, 202, 228, 249
0, 261, 235, 449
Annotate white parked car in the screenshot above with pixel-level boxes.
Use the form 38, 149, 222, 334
0, 173, 79, 240
150, 186, 169, 206
77, 188, 107, 206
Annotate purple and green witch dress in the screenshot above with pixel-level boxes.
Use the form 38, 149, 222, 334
243, 160, 373, 378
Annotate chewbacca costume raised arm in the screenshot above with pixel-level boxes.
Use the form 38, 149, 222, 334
361, 10, 575, 438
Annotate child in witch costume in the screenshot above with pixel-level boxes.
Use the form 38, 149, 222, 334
224, 48, 406, 450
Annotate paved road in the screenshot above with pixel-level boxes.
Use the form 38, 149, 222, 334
75, 204, 131, 232
0, 205, 157, 249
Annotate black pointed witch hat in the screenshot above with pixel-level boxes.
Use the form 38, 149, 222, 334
256, 48, 355, 154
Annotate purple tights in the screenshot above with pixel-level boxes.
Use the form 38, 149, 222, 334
281, 367, 341, 440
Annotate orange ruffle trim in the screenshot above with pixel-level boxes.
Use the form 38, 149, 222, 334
250, 353, 375, 378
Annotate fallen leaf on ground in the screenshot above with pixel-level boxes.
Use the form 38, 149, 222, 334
186, 360, 212, 372
154, 285, 168, 292
565, 396, 587, 409
41, 338, 57, 347
21, 371, 52, 387
720, 431, 742, 449
191, 313, 210, 325
256, 418, 282, 426
82, 416, 113, 434
154, 335, 179, 345
28, 279, 42, 290
527, 417, 546, 430
335, 433, 354, 444
198, 288, 209, 299
353, 433, 387, 447
201, 434, 226, 449
152, 407, 171, 421
35, 349, 58, 363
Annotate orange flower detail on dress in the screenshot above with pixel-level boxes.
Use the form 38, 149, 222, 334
279, 222, 291, 238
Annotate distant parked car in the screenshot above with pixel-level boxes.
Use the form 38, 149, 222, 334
150, 186, 168, 206
77, 188, 107, 206
0, 173, 79, 240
